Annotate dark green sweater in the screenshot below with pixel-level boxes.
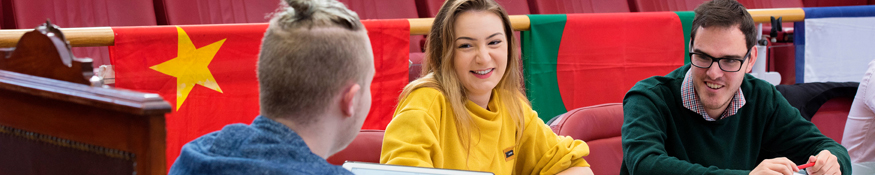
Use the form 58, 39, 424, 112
621, 64, 850, 175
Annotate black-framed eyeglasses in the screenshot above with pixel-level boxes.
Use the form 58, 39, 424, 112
689, 48, 752, 72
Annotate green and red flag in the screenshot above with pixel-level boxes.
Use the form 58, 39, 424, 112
109, 20, 409, 170
522, 12, 694, 121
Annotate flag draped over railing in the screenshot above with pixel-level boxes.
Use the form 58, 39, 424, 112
522, 12, 693, 121
109, 20, 410, 170
794, 5, 875, 83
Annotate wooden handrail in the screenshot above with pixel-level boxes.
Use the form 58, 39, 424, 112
409, 15, 531, 35
0, 8, 805, 47
0, 27, 114, 47
748, 8, 805, 24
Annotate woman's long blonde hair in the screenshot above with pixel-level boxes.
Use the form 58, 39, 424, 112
398, 0, 528, 157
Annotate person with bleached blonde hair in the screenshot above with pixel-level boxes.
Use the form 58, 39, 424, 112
169, 0, 374, 174
380, 0, 592, 174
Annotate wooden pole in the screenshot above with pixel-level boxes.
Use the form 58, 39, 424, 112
0, 27, 114, 48
408, 15, 531, 35
0, 8, 805, 47
748, 8, 805, 24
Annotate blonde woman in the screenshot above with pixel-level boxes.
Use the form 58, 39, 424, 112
380, 0, 592, 174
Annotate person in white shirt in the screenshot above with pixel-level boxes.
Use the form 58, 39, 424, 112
844, 59, 875, 164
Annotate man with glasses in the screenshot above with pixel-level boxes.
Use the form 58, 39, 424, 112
620, 0, 850, 174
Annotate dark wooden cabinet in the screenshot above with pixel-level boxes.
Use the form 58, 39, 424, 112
0, 22, 171, 175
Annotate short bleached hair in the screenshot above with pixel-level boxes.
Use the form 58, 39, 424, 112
257, 0, 372, 124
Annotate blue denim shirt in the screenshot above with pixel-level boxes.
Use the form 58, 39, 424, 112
169, 116, 354, 175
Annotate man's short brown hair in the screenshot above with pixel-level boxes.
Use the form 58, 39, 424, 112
257, 0, 372, 124
691, 0, 757, 49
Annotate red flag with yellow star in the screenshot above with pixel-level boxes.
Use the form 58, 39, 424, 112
109, 21, 409, 170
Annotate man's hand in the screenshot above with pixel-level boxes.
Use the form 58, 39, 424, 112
750, 157, 798, 175
806, 150, 841, 175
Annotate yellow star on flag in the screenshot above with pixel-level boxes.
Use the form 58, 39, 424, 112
150, 26, 226, 110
